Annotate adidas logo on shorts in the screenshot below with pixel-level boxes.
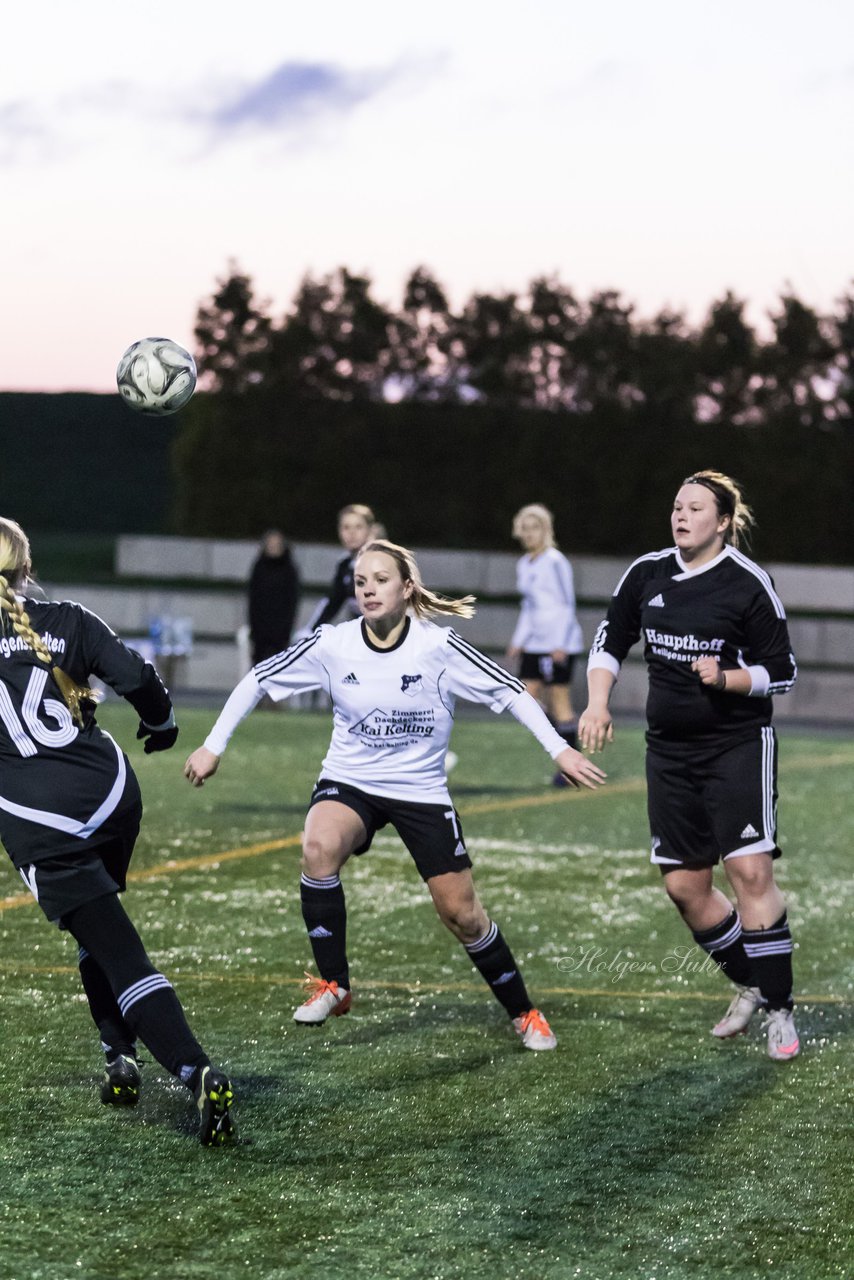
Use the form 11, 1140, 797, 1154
454, 841, 467, 857
342, 672, 360, 685
648, 594, 666, 608
740, 823, 760, 839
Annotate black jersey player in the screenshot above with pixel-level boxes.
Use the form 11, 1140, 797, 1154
0, 518, 237, 1145
579, 472, 800, 1061
303, 503, 376, 631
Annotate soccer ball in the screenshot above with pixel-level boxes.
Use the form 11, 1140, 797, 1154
116, 337, 197, 416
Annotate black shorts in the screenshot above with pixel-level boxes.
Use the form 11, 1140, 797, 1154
18, 805, 141, 927
519, 653, 574, 686
646, 728, 779, 875
308, 779, 472, 882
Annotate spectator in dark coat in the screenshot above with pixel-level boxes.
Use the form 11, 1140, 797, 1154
248, 530, 300, 665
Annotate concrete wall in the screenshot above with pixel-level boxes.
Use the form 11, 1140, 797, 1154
42, 536, 853, 724
117, 534, 854, 611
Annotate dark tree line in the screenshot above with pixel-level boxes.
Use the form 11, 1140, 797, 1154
194, 262, 854, 429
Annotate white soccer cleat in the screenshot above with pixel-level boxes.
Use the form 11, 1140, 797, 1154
711, 985, 763, 1038
764, 1008, 800, 1062
513, 1008, 557, 1051
293, 974, 352, 1025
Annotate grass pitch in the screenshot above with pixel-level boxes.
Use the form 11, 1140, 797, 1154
0, 706, 852, 1280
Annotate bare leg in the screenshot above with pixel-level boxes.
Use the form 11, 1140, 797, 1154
548, 683, 575, 724
427, 870, 537, 1022
427, 869, 489, 943
298, 801, 367, 997
723, 853, 785, 930
663, 866, 732, 932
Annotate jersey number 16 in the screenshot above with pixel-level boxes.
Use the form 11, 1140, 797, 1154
0, 667, 79, 757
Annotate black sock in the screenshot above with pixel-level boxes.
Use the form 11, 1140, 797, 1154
556, 720, 577, 750
300, 873, 349, 988
464, 920, 531, 1019
742, 912, 794, 1011
692, 909, 754, 987
65, 894, 208, 1081
77, 945, 137, 1060
119, 984, 209, 1084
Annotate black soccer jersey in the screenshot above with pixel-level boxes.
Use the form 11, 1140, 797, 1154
0, 598, 172, 867
305, 553, 360, 629
588, 546, 797, 744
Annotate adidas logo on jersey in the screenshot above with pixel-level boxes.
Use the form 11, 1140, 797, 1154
648, 594, 666, 608
342, 672, 360, 685
740, 823, 760, 839
308, 925, 333, 938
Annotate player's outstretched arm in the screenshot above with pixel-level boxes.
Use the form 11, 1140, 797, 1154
184, 746, 220, 788
553, 746, 607, 791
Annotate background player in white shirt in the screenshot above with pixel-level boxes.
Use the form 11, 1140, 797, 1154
186, 540, 606, 1051
508, 504, 584, 783
578, 472, 800, 1061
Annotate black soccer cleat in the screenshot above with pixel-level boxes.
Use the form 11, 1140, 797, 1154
100, 1054, 141, 1107
195, 1065, 238, 1147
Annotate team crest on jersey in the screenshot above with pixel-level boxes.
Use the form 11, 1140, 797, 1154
401, 674, 423, 696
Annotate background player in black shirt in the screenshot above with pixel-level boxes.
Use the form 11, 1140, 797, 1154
0, 518, 237, 1145
578, 472, 800, 1061
303, 503, 377, 630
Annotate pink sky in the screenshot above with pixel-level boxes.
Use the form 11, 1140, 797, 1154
3, 0, 852, 391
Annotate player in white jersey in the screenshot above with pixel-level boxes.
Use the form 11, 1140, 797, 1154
0, 519, 236, 1145
579, 472, 800, 1062
186, 540, 606, 1051
508, 505, 584, 785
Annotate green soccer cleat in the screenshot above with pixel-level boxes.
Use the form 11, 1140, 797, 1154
100, 1054, 141, 1107
195, 1065, 238, 1147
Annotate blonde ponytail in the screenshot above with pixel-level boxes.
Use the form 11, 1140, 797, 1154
682, 470, 754, 549
0, 519, 98, 727
357, 540, 477, 620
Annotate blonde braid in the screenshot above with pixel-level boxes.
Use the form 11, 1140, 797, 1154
0, 575, 53, 663
0, 571, 98, 728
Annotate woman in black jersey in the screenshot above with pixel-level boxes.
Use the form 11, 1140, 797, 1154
0, 518, 236, 1145
303, 503, 376, 631
578, 472, 800, 1061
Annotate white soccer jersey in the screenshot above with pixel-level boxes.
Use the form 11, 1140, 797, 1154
204, 617, 569, 804
511, 548, 584, 654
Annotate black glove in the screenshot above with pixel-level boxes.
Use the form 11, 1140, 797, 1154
136, 721, 179, 754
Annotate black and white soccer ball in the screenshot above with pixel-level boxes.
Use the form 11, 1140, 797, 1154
116, 337, 197, 416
